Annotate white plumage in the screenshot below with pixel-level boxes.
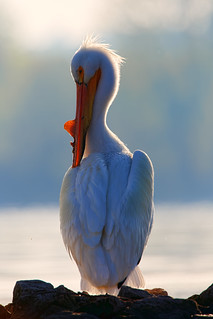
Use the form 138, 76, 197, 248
60, 37, 154, 295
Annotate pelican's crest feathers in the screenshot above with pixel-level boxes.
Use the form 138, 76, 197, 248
80, 35, 125, 67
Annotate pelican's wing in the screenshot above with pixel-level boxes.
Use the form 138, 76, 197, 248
102, 150, 154, 284
122, 150, 154, 259
60, 153, 108, 247
60, 153, 109, 285
74, 154, 108, 246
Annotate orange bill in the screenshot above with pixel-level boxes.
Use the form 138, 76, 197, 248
64, 67, 101, 168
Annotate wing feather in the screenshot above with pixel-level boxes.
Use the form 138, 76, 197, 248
60, 153, 109, 285
77, 154, 108, 235
102, 150, 154, 284
120, 150, 154, 267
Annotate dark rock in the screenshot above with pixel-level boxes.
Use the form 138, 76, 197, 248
5, 304, 13, 314
44, 312, 99, 318
2, 280, 213, 319
145, 288, 168, 296
11, 280, 81, 319
0, 304, 11, 319
196, 284, 213, 307
193, 316, 213, 318
130, 296, 199, 319
75, 294, 125, 317
118, 285, 151, 299
190, 284, 213, 315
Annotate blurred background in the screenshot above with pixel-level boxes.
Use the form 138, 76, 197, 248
1, 0, 213, 205
0, 0, 213, 304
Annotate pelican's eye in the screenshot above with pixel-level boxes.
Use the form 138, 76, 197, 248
77, 66, 84, 84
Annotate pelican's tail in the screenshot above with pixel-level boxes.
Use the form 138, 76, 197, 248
81, 266, 145, 296
124, 266, 145, 289
81, 278, 119, 296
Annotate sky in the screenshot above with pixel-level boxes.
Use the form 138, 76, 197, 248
1, 0, 213, 50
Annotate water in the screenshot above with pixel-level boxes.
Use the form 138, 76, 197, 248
0, 203, 212, 305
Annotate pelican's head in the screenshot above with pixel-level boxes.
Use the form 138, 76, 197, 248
64, 37, 124, 168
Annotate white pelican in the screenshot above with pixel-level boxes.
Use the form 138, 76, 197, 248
60, 37, 154, 295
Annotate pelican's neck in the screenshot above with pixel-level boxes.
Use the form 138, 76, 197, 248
84, 56, 129, 157
84, 110, 128, 158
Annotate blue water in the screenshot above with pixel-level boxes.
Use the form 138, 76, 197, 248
0, 203, 213, 305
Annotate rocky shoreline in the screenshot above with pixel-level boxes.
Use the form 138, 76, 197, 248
0, 280, 213, 318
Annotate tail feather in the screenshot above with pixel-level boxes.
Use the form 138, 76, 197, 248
80, 266, 145, 296
124, 266, 145, 289
81, 278, 119, 296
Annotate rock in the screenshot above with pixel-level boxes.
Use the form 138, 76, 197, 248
11, 280, 86, 319
195, 284, 213, 307
118, 285, 152, 299
2, 280, 213, 318
194, 316, 213, 318
193, 316, 213, 318
74, 294, 125, 318
118, 286, 168, 300
0, 304, 11, 319
190, 284, 213, 315
129, 296, 199, 319
145, 287, 168, 296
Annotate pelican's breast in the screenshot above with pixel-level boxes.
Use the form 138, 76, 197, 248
60, 151, 132, 286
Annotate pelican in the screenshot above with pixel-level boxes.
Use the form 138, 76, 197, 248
60, 37, 154, 295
